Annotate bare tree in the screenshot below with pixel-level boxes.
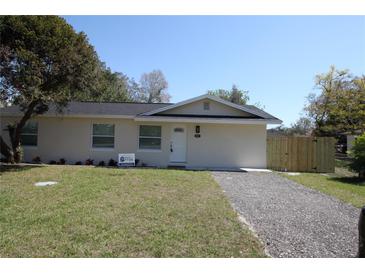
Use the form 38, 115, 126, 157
139, 70, 170, 103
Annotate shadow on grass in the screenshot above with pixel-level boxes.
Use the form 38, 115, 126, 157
329, 176, 365, 186
0, 164, 43, 174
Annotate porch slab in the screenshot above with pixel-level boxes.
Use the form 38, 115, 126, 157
240, 168, 272, 173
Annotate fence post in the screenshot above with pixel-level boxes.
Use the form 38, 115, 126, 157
359, 206, 365, 258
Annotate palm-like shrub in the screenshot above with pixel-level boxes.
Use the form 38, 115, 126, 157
349, 133, 365, 178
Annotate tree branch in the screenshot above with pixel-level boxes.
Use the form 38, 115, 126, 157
10, 100, 38, 150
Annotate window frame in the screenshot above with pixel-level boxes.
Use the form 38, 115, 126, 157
20, 121, 38, 148
203, 101, 210, 110
91, 123, 115, 150
138, 125, 162, 151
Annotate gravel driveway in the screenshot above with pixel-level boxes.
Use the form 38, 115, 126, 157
212, 171, 359, 258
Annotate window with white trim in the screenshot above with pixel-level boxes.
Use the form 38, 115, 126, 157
139, 125, 161, 150
20, 121, 38, 146
92, 124, 115, 148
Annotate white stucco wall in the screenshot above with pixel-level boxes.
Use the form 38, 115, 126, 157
347, 135, 357, 152
1, 116, 267, 168
0, 116, 170, 165
185, 123, 266, 168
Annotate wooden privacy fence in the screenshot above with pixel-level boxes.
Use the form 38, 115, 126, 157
267, 136, 335, 173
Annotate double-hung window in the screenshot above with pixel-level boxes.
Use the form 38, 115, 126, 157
20, 121, 38, 147
92, 124, 115, 148
139, 125, 161, 150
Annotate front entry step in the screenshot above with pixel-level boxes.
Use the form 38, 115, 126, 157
168, 163, 186, 169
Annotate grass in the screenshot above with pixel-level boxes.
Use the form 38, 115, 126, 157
280, 160, 365, 208
0, 165, 265, 258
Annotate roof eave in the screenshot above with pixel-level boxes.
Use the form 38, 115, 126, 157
1, 113, 136, 119
134, 116, 282, 125
2, 112, 282, 124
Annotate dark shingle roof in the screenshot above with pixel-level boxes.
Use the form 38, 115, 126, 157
1, 101, 280, 121
1, 102, 173, 117
242, 105, 279, 120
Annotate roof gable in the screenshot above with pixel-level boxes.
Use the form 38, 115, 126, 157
155, 98, 257, 118
141, 94, 271, 119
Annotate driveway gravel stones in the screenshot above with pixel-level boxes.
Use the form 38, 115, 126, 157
212, 171, 359, 258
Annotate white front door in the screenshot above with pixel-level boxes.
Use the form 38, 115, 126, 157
170, 125, 187, 163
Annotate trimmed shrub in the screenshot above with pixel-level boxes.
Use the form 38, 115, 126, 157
49, 160, 57, 165
32, 156, 41, 164
98, 161, 105, 166
85, 159, 94, 165
108, 159, 117, 167
349, 133, 365, 178
75, 161, 82, 165
58, 158, 66, 165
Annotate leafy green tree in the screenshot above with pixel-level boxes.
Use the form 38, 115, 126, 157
76, 62, 131, 103
208, 84, 249, 105
99, 68, 130, 102
0, 16, 101, 162
304, 66, 365, 136
349, 133, 365, 178
127, 78, 143, 102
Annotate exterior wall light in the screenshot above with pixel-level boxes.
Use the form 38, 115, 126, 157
194, 125, 201, 138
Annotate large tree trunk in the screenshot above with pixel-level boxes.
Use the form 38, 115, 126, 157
360, 170, 365, 179
3, 101, 38, 163
0, 136, 14, 162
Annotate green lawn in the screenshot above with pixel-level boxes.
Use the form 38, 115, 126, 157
280, 162, 365, 208
0, 165, 265, 258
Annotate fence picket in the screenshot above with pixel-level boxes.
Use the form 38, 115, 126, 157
267, 136, 335, 173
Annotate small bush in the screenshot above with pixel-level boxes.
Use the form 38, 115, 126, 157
108, 158, 117, 167
49, 160, 57, 165
135, 159, 140, 166
32, 156, 41, 164
85, 159, 94, 165
98, 160, 105, 166
58, 158, 66, 165
75, 161, 82, 165
349, 133, 365, 178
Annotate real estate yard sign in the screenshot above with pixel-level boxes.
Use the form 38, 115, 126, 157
118, 153, 135, 167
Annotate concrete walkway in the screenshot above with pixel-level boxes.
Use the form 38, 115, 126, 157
212, 171, 359, 258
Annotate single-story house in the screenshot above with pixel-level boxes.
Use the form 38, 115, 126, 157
0, 94, 282, 168
346, 131, 363, 153
347, 135, 356, 152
